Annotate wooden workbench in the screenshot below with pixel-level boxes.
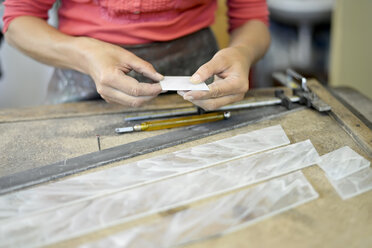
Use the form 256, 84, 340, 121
0, 82, 371, 248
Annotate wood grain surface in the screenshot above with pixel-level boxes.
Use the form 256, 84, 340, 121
1, 84, 371, 248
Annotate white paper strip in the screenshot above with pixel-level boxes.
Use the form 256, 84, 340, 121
79, 171, 318, 248
0, 140, 319, 248
318, 146, 370, 180
327, 167, 372, 200
0, 125, 289, 221
160, 76, 209, 91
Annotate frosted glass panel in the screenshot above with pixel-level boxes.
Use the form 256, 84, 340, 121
319, 146, 370, 180
80, 171, 318, 248
0, 125, 289, 221
0, 140, 319, 248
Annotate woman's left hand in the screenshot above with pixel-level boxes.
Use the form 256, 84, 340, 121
178, 46, 251, 111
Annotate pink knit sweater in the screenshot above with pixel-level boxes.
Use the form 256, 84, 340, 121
3, 0, 268, 45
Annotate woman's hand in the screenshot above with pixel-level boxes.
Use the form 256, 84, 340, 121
179, 20, 270, 111
80, 38, 163, 107
5, 16, 163, 107
179, 46, 251, 110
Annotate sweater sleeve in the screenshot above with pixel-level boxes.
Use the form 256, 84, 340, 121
227, 0, 269, 32
2, 0, 55, 33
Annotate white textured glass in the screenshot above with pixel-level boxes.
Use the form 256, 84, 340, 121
0, 140, 319, 248
0, 125, 289, 221
79, 171, 318, 248
160, 76, 209, 91
327, 167, 372, 200
318, 146, 370, 180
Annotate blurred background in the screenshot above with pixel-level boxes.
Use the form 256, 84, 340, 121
0, 0, 371, 108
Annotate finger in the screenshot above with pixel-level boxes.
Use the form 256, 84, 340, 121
99, 86, 156, 107
126, 54, 164, 82
186, 93, 245, 111
183, 77, 248, 100
106, 73, 162, 97
177, 90, 189, 97
190, 57, 226, 84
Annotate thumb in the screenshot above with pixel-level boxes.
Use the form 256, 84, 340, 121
190, 58, 223, 84
127, 55, 164, 82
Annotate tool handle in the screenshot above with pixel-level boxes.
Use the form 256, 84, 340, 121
139, 112, 230, 131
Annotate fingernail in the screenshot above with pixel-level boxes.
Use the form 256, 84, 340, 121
177, 91, 185, 96
190, 74, 201, 84
184, 95, 194, 101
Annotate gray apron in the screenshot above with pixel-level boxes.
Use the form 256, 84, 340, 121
44, 28, 219, 104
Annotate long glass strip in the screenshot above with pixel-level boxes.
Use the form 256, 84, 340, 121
0, 140, 320, 248
326, 167, 372, 200
0, 125, 289, 221
318, 146, 370, 180
79, 171, 318, 248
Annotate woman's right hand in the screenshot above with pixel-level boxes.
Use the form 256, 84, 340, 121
78, 37, 163, 107
5, 16, 163, 107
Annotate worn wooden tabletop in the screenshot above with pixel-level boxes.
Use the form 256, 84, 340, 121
0, 84, 371, 248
